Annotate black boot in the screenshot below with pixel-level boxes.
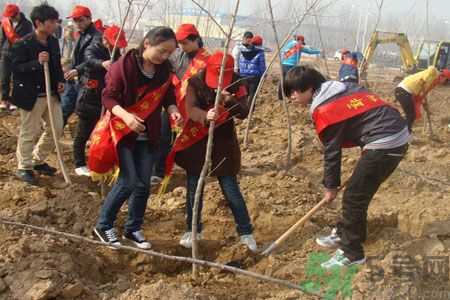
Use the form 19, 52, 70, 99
33, 163, 57, 176
16, 169, 37, 185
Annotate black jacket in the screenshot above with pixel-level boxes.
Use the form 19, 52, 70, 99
0, 13, 33, 60
75, 40, 120, 119
0, 13, 33, 100
70, 23, 102, 75
9, 33, 64, 111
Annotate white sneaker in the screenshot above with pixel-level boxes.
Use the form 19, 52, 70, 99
150, 176, 163, 186
9, 104, 17, 111
316, 228, 341, 248
0, 102, 7, 111
179, 231, 202, 249
123, 230, 152, 249
240, 234, 258, 252
75, 166, 90, 176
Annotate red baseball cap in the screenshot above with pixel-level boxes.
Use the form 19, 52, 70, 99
67, 5, 92, 19
295, 34, 305, 42
176, 23, 199, 41
440, 69, 450, 79
205, 52, 234, 89
251, 35, 263, 46
103, 25, 127, 49
3, 4, 19, 18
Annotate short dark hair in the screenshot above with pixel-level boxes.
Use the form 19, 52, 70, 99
30, 3, 59, 28
283, 66, 326, 97
243, 31, 254, 39
186, 34, 204, 48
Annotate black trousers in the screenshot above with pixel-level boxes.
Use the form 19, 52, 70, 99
246, 76, 261, 109
336, 144, 408, 260
394, 87, 415, 131
73, 115, 99, 168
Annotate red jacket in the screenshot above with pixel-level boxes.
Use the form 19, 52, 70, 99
102, 49, 176, 146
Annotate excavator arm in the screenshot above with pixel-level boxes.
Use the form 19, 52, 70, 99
360, 31, 417, 79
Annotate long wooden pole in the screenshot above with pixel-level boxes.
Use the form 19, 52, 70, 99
262, 180, 348, 256
43, 62, 71, 184
191, 0, 241, 279
266, 0, 292, 167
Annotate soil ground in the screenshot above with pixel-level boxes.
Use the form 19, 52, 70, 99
0, 58, 449, 299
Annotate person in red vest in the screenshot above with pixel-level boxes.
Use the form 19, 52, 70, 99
283, 66, 410, 269
149, 23, 209, 186
72, 25, 127, 177
0, 3, 32, 112
169, 51, 257, 252
91, 27, 182, 249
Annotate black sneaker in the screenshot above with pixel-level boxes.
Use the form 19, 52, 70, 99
123, 230, 152, 249
93, 227, 122, 248
33, 163, 57, 176
16, 169, 37, 185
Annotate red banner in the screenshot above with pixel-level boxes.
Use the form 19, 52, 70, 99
87, 78, 171, 179
1, 17, 19, 44
313, 92, 388, 148
164, 105, 229, 177
172, 48, 209, 120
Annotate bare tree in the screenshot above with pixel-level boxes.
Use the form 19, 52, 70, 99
190, 0, 241, 280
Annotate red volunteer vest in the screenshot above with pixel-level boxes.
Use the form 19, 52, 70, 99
312, 92, 388, 148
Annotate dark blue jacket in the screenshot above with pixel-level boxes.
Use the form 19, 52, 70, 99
338, 62, 359, 83
238, 45, 265, 77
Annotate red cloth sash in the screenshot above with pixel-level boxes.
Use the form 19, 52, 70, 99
284, 42, 303, 59
87, 78, 171, 178
164, 105, 229, 177
412, 76, 441, 119
312, 92, 389, 148
1, 17, 19, 44
172, 48, 210, 121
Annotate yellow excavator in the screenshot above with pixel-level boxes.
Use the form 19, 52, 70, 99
359, 31, 450, 80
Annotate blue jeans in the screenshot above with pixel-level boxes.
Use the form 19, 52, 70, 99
186, 174, 253, 235
61, 81, 80, 125
154, 111, 173, 177
96, 141, 155, 233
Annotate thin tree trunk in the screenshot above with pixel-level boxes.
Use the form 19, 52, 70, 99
266, 0, 292, 168
128, 0, 152, 43
314, 14, 330, 77
243, 0, 322, 148
191, 0, 241, 280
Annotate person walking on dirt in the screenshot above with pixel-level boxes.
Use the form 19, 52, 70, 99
91, 27, 182, 249
167, 51, 258, 252
10, 3, 65, 185
72, 25, 127, 177
0, 3, 33, 112
395, 66, 450, 132
283, 66, 410, 268
278, 35, 320, 99
149, 23, 209, 186
231, 31, 253, 74
338, 49, 359, 83
62, 5, 101, 126
238, 35, 266, 107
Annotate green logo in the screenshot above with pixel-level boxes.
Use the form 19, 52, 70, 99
299, 252, 361, 299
